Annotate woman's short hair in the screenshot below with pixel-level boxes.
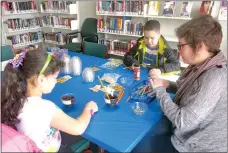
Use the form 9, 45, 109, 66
175, 14, 223, 53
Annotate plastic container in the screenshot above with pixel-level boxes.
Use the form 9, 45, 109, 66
82, 67, 95, 83
131, 102, 148, 115
130, 80, 156, 104
119, 75, 134, 87
70, 56, 82, 75
61, 54, 71, 74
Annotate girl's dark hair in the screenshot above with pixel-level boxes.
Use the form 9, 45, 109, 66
175, 14, 222, 53
1, 50, 64, 128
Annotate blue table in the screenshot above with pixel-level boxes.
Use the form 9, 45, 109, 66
43, 52, 172, 152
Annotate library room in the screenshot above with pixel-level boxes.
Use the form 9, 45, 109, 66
1, 0, 227, 153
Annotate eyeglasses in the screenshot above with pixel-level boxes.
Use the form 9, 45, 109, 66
177, 43, 189, 51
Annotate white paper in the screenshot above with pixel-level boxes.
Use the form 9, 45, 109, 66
158, 75, 179, 82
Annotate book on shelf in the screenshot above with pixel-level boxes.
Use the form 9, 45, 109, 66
44, 32, 66, 45
97, 16, 144, 36
96, 1, 162, 16
40, 0, 73, 13
97, 0, 144, 15
147, 1, 160, 16
1, 1, 37, 15
42, 16, 74, 29
180, 2, 193, 17
200, 1, 214, 15
218, 0, 227, 20
163, 1, 175, 17
9, 31, 43, 46
99, 38, 137, 55
6, 18, 40, 32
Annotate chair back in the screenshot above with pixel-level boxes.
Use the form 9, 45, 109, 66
1, 45, 14, 62
81, 18, 97, 43
62, 18, 98, 52
82, 41, 108, 59
172, 49, 179, 59
1, 123, 42, 152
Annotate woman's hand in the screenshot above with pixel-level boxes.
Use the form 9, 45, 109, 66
149, 68, 162, 77
149, 77, 164, 89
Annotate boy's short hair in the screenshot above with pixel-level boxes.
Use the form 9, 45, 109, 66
144, 20, 160, 32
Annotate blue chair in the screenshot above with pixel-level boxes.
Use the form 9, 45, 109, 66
1, 45, 14, 62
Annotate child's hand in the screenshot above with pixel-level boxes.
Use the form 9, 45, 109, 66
149, 68, 161, 77
131, 63, 134, 69
85, 101, 98, 113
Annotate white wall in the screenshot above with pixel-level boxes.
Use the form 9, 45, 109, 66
78, 1, 97, 28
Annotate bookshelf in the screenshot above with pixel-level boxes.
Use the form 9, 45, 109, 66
95, 1, 191, 58
1, 0, 44, 53
39, 0, 79, 49
96, 1, 226, 59
1, 0, 80, 53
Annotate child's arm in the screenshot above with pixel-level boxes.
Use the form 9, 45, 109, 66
161, 48, 180, 73
50, 101, 98, 135
123, 44, 139, 67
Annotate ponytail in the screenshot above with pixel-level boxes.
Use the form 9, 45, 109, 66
1, 63, 26, 129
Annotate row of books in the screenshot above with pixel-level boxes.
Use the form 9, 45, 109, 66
10, 32, 42, 45
40, 0, 73, 13
96, 1, 191, 17
42, 16, 74, 29
6, 18, 41, 32
97, 17, 144, 36
44, 32, 67, 45
97, 1, 159, 16
1, 1, 37, 14
99, 39, 137, 55
96, 0, 227, 18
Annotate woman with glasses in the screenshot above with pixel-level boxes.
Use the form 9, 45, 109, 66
123, 20, 180, 75
149, 14, 227, 152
